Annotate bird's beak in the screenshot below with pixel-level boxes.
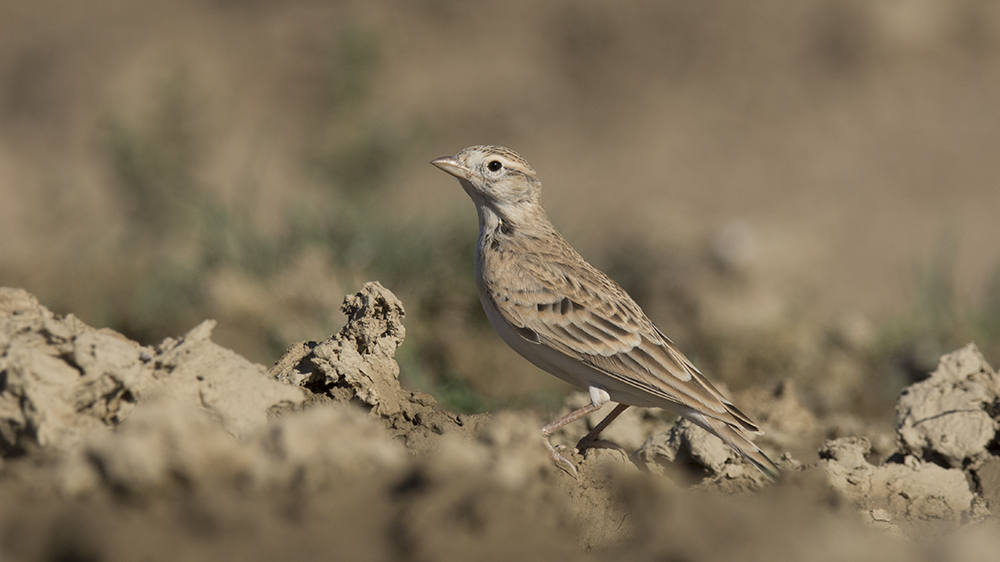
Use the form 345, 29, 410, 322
431, 156, 469, 180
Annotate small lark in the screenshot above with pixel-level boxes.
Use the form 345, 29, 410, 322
432, 145, 778, 480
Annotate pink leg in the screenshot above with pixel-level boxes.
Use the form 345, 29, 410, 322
540, 401, 606, 477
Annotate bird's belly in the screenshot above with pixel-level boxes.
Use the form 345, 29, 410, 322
476, 288, 676, 410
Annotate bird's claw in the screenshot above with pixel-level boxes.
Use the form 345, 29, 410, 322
544, 439, 579, 478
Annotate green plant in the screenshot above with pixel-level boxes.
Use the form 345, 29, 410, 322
874, 233, 1000, 388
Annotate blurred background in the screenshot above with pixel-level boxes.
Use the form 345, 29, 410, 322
2, 0, 999, 419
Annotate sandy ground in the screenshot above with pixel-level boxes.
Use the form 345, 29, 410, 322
3, 283, 1000, 561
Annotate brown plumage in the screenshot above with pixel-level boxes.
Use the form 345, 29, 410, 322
432, 145, 778, 480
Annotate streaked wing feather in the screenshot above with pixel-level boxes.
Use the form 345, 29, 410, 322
489, 251, 756, 429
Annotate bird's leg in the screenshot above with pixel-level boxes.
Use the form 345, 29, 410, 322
576, 403, 630, 452
540, 387, 611, 477
541, 402, 603, 477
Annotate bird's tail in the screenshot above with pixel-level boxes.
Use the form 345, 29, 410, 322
701, 416, 780, 482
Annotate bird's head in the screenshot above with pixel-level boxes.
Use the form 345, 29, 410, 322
431, 145, 543, 225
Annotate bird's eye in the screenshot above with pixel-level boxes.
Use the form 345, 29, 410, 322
487, 160, 503, 172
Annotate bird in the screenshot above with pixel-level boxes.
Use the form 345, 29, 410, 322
431, 145, 778, 480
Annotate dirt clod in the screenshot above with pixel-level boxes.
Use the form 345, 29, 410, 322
269, 281, 488, 453
896, 343, 1000, 469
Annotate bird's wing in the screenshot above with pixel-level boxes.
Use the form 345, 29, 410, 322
486, 250, 760, 433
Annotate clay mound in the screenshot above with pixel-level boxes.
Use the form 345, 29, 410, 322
815, 344, 999, 535
2, 284, 1000, 561
0, 287, 304, 459
268, 281, 487, 453
896, 343, 1000, 470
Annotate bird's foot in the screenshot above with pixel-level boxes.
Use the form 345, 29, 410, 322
543, 439, 578, 478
